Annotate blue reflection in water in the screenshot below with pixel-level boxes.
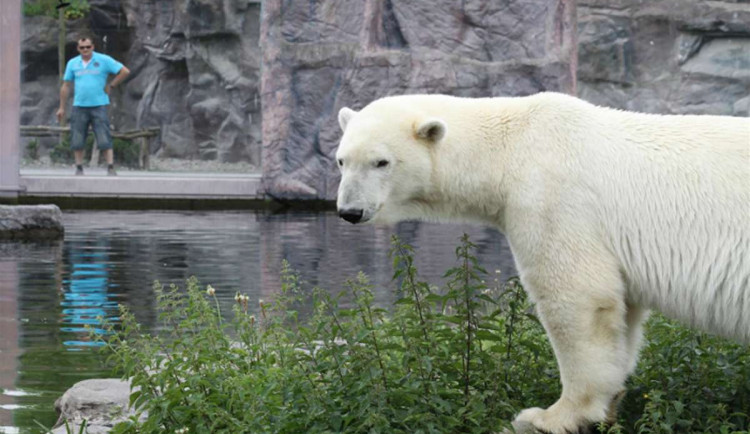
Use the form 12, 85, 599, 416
61, 250, 119, 349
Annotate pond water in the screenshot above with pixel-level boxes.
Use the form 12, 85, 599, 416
0, 210, 515, 432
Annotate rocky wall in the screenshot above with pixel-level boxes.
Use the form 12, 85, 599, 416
577, 0, 750, 115
19, 0, 749, 200
21, 0, 263, 165
260, 0, 577, 199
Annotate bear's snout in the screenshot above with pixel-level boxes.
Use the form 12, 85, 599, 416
338, 208, 364, 224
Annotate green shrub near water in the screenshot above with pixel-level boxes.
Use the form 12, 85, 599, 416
101, 236, 749, 434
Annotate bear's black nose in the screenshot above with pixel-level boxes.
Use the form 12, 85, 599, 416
338, 208, 363, 224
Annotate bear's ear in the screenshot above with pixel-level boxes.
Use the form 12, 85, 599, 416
415, 118, 446, 143
338, 107, 357, 132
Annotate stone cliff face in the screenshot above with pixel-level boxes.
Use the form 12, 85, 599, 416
22, 0, 262, 165
259, 0, 577, 199
116, 0, 262, 164
578, 0, 750, 116
20, 0, 749, 200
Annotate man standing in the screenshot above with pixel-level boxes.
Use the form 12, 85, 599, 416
56, 36, 130, 176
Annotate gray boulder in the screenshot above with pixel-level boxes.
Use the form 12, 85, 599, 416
0, 205, 63, 239
53, 379, 140, 434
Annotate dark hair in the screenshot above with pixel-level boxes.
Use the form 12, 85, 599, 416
77, 36, 95, 46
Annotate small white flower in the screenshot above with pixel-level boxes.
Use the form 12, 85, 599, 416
258, 298, 264, 306
206, 285, 216, 296
495, 269, 501, 275
235, 292, 242, 303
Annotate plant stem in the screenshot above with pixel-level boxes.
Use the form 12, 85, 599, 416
463, 244, 472, 406
397, 244, 431, 352
504, 280, 521, 385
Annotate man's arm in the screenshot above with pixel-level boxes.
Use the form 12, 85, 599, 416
105, 66, 131, 94
56, 81, 71, 124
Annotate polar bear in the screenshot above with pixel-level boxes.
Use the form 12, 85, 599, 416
334, 92, 750, 433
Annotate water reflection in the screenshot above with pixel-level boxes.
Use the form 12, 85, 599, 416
0, 259, 21, 432
0, 210, 517, 432
61, 247, 119, 349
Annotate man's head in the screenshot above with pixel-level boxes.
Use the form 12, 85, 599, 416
77, 37, 95, 58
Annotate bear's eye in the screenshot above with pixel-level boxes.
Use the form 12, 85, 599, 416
337, 159, 344, 167
376, 160, 389, 168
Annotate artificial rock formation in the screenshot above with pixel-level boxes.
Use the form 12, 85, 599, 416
577, 0, 750, 115
116, 0, 262, 164
259, 0, 577, 199
21, 0, 262, 166
20, 0, 749, 200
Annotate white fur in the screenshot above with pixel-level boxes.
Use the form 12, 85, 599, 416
335, 93, 750, 433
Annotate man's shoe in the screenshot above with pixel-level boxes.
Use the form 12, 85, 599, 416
75, 166, 84, 176
107, 166, 117, 176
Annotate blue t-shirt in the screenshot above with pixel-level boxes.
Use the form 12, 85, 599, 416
63, 52, 123, 107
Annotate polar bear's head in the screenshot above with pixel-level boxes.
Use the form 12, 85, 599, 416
335, 97, 446, 224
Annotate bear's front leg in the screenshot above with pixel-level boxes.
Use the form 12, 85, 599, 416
513, 260, 632, 434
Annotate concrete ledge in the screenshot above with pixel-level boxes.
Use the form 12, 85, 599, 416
20, 169, 263, 200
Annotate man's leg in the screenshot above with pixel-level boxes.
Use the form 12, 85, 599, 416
91, 106, 116, 175
103, 149, 114, 165
69, 107, 89, 175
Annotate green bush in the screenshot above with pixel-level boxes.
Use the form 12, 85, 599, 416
100, 236, 749, 434
113, 138, 141, 168
49, 135, 141, 168
26, 139, 39, 160
625, 315, 750, 433
49, 135, 92, 165
103, 235, 557, 433
23, 0, 89, 19
49, 136, 77, 164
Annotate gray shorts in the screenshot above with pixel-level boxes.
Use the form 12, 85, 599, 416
69, 105, 112, 151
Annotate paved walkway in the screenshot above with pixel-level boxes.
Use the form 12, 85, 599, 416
19, 168, 263, 199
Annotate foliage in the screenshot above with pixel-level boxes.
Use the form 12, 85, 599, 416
50, 135, 141, 168
100, 236, 750, 434
625, 315, 750, 433
102, 235, 556, 433
26, 139, 40, 160
23, 0, 90, 19
49, 136, 76, 164
113, 138, 141, 168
